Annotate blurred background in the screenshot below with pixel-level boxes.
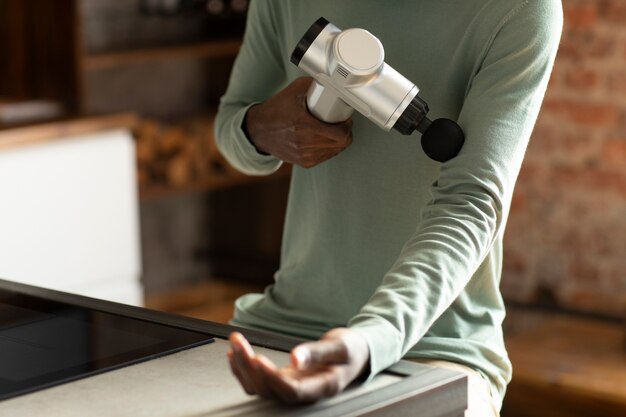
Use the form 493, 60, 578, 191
0, 1, 624, 416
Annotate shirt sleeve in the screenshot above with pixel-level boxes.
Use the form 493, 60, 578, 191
214, 0, 286, 176
348, 0, 563, 379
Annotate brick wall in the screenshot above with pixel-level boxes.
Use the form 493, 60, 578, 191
502, 0, 626, 318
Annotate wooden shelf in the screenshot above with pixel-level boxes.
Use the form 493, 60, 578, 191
139, 164, 292, 201
83, 38, 242, 70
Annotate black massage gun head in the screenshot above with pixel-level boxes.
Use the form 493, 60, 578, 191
420, 118, 465, 163
393, 96, 465, 162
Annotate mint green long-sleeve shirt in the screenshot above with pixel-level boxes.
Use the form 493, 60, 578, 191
215, 0, 562, 408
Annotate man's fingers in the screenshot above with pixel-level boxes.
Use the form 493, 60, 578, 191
230, 333, 264, 396
249, 357, 275, 399
297, 368, 344, 400
256, 354, 308, 404
228, 330, 363, 404
300, 110, 353, 144
230, 332, 256, 358
228, 348, 256, 395
292, 339, 349, 370
253, 354, 301, 403
257, 355, 346, 403
229, 333, 280, 399
290, 133, 351, 152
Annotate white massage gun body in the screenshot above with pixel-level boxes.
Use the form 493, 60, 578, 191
291, 18, 465, 162
295, 20, 419, 130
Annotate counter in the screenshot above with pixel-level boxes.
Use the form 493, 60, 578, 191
0, 279, 467, 416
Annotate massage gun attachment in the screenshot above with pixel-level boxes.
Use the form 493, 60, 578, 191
290, 17, 465, 162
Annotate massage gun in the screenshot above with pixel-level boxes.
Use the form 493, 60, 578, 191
291, 18, 465, 162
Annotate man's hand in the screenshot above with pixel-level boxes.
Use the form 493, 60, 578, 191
245, 77, 353, 168
227, 328, 370, 404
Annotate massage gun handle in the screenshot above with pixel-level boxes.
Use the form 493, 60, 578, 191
306, 81, 354, 123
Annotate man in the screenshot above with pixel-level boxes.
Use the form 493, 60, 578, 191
215, 1, 562, 415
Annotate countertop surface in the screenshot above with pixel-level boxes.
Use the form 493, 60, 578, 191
0, 338, 407, 417
0, 279, 467, 417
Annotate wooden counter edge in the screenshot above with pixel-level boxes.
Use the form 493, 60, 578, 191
0, 113, 139, 151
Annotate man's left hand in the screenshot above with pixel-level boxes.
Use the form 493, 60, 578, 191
227, 328, 370, 404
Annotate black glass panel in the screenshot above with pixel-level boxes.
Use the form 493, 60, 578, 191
0, 289, 214, 400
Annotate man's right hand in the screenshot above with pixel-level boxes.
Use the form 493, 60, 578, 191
245, 77, 353, 168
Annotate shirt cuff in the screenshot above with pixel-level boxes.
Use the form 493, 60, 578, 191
242, 104, 270, 156
348, 316, 403, 383
228, 103, 283, 175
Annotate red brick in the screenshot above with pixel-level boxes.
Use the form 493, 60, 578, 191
517, 161, 539, 179
500, 2, 626, 317
559, 287, 624, 318
559, 221, 615, 259
564, 3, 598, 29
599, 0, 626, 23
502, 248, 530, 276
516, 161, 546, 184
541, 99, 621, 128
558, 30, 616, 61
608, 71, 626, 94
601, 138, 626, 165
528, 128, 599, 166
510, 191, 528, 211
535, 258, 567, 288
564, 68, 601, 90
550, 166, 626, 197
501, 248, 536, 300
606, 264, 626, 291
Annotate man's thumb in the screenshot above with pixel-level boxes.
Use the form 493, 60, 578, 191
292, 339, 348, 370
